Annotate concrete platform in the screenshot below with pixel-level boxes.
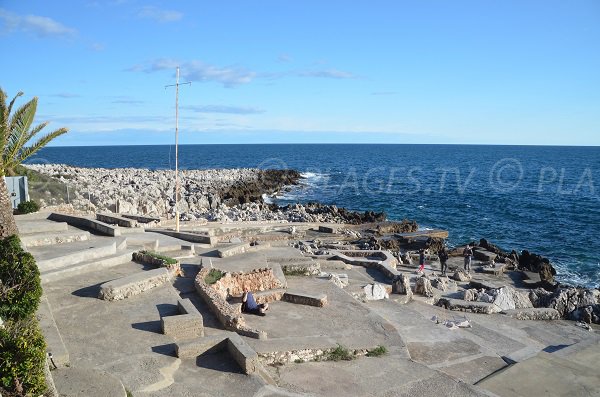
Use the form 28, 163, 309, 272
20, 229, 91, 248
51, 367, 127, 397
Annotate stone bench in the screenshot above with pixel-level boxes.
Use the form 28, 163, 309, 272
161, 299, 204, 340
318, 225, 338, 234
98, 268, 173, 301
146, 229, 218, 247
473, 248, 498, 262
96, 213, 138, 228
437, 297, 498, 314
48, 212, 121, 237
283, 291, 328, 307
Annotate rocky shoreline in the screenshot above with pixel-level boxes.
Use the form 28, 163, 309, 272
24, 164, 386, 224
24, 164, 599, 324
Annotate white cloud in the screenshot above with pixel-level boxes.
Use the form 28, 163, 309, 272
298, 69, 357, 79
137, 6, 183, 23
129, 58, 257, 87
0, 9, 76, 38
183, 105, 265, 115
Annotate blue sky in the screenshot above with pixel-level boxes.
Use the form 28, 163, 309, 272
1, 0, 599, 146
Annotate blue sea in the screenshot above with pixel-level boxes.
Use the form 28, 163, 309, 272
30, 144, 600, 288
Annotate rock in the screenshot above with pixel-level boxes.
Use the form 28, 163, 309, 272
473, 248, 498, 262
364, 283, 389, 301
392, 273, 412, 297
430, 276, 449, 291
452, 269, 472, 282
463, 289, 478, 302
415, 276, 434, 297
538, 262, 557, 288
529, 286, 600, 323
502, 308, 561, 320
328, 273, 348, 288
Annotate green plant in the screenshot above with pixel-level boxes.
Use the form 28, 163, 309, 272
0, 316, 47, 395
366, 345, 387, 357
204, 269, 225, 285
139, 250, 177, 265
16, 200, 39, 214
126, 389, 133, 397
0, 236, 42, 320
294, 358, 304, 364
326, 344, 354, 362
1, 88, 68, 239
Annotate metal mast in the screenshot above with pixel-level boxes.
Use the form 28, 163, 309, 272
166, 67, 190, 232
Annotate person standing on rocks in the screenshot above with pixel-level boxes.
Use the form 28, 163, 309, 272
438, 246, 449, 276
418, 249, 426, 272
463, 244, 473, 274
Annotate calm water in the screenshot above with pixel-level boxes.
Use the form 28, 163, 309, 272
30, 144, 600, 288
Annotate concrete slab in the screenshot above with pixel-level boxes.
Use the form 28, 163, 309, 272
52, 367, 127, 397
477, 351, 600, 397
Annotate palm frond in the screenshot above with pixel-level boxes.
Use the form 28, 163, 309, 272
15, 127, 68, 165
6, 97, 38, 161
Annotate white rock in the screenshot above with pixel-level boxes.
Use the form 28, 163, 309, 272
364, 283, 389, 301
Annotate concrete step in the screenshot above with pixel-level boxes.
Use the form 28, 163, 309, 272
16, 219, 69, 234
41, 250, 135, 283
33, 240, 117, 272
20, 229, 91, 248
37, 295, 69, 368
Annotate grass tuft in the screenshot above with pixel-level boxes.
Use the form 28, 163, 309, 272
326, 344, 355, 361
204, 269, 225, 285
366, 345, 387, 357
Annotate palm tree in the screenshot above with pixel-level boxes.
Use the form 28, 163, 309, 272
1, 88, 68, 239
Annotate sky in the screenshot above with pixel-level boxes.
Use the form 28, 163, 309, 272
0, 0, 599, 146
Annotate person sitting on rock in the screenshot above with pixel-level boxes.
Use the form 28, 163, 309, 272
242, 289, 269, 316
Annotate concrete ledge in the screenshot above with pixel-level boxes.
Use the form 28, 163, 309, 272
96, 213, 138, 228
146, 228, 218, 247
121, 213, 161, 225
161, 298, 205, 340
437, 297, 498, 314
176, 335, 227, 359
473, 248, 498, 262
254, 288, 286, 304
318, 225, 338, 234
502, 308, 561, 320
20, 230, 90, 248
16, 220, 68, 234
41, 251, 134, 283
331, 250, 399, 279
161, 314, 204, 340
176, 333, 269, 378
217, 242, 251, 258
283, 291, 327, 307
37, 295, 69, 367
98, 268, 173, 301
37, 242, 117, 272
48, 212, 121, 237
227, 333, 260, 374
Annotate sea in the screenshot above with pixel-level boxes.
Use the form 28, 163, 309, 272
29, 144, 600, 288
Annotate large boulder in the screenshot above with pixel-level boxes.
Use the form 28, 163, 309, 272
529, 287, 600, 323
452, 269, 472, 282
415, 276, 434, 297
364, 284, 389, 301
392, 273, 412, 297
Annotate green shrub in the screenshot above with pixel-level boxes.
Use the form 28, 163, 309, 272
0, 236, 42, 321
16, 201, 39, 215
366, 345, 387, 357
326, 344, 354, 361
204, 269, 225, 285
139, 250, 177, 265
0, 316, 47, 396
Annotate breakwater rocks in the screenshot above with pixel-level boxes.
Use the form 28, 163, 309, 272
26, 164, 300, 218
24, 165, 385, 224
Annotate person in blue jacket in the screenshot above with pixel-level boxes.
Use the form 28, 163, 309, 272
242, 289, 269, 316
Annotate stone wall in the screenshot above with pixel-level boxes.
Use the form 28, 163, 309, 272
211, 268, 284, 299
194, 268, 266, 339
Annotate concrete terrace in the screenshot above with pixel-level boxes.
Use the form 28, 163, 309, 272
16, 213, 600, 397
